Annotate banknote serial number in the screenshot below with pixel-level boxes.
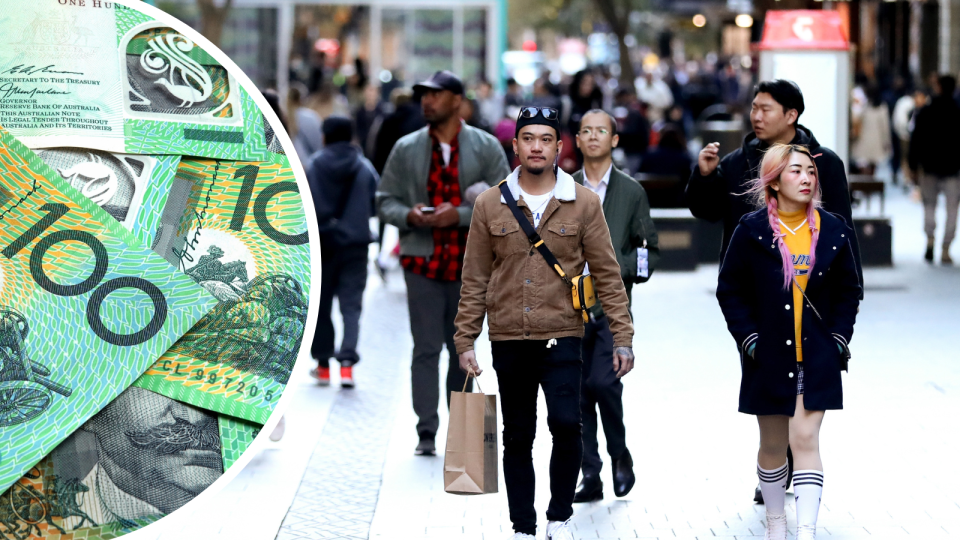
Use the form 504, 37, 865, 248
156, 361, 275, 401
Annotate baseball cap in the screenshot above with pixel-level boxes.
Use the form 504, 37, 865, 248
413, 70, 465, 96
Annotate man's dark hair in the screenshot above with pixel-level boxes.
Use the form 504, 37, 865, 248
938, 75, 957, 98
322, 116, 353, 145
754, 79, 805, 123
579, 108, 618, 137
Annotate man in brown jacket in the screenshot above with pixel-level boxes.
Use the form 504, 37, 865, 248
454, 107, 635, 540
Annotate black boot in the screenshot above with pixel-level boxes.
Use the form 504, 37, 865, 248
612, 448, 636, 497
573, 474, 603, 503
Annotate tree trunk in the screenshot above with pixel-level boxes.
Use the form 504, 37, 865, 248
196, 0, 234, 48
593, 0, 636, 85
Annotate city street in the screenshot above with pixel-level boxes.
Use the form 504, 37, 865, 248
143, 186, 960, 540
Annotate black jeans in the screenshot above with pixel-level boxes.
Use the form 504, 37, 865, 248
580, 315, 626, 478
492, 338, 583, 536
404, 270, 471, 440
312, 244, 368, 368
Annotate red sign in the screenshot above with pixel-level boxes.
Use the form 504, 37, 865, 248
758, 10, 849, 51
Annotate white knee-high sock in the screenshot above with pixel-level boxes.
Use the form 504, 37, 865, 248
757, 461, 789, 515
793, 470, 824, 529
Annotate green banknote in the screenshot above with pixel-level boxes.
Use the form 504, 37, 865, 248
0, 1, 267, 161
0, 387, 225, 539
219, 415, 260, 471
131, 156, 311, 424
34, 148, 180, 248
0, 126, 219, 492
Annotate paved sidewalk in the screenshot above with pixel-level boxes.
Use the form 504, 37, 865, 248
140, 186, 960, 540
365, 187, 960, 540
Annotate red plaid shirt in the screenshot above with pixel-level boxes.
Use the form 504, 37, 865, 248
400, 127, 467, 281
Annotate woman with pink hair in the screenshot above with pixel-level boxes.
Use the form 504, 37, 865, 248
717, 144, 861, 540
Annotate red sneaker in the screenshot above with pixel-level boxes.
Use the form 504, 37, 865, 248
340, 366, 355, 388
310, 366, 331, 386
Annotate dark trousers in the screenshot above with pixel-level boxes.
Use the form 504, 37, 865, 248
312, 244, 368, 368
492, 338, 583, 536
580, 316, 627, 478
404, 270, 471, 440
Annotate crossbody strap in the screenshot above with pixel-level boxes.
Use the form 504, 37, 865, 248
498, 180, 571, 286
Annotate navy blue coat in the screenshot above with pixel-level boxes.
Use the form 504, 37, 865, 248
717, 209, 861, 416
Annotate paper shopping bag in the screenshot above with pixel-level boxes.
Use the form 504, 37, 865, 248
444, 375, 498, 495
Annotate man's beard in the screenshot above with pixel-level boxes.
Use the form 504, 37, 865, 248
525, 164, 546, 175
126, 416, 221, 456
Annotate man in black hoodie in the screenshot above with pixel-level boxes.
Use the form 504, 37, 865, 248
686, 79, 863, 504
908, 75, 960, 265
307, 117, 379, 388
687, 79, 862, 280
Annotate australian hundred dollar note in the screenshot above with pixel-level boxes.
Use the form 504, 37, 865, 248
0, 1, 268, 161
0, 125, 219, 492
0, 386, 232, 538
34, 148, 181, 248
130, 156, 311, 424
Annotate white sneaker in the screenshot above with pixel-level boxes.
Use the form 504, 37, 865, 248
763, 513, 787, 540
796, 524, 817, 539
546, 520, 574, 540
507, 533, 535, 540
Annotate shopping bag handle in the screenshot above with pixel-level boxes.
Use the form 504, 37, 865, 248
462, 370, 483, 394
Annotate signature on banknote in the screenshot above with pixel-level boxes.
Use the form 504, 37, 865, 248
0, 83, 70, 101
1, 64, 84, 76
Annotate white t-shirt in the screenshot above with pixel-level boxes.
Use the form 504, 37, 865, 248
519, 188, 553, 228
440, 142, 452, 167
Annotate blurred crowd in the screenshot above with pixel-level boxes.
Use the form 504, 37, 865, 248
268, 54, 777, 184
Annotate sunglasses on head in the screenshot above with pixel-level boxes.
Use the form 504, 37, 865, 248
517, 107, 559, 121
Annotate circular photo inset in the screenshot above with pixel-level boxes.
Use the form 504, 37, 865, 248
0, 1, 319, 538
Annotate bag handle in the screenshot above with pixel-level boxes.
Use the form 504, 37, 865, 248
462, 369, 483, 394
498, 180, 571, 287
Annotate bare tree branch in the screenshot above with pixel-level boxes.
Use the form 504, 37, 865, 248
593, 0, 636, 83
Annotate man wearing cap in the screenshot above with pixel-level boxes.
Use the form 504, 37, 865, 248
378, 71, 509, 456
454, 108, 635, 540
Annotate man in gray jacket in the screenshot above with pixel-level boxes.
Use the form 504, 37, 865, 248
377, 71, 510, 455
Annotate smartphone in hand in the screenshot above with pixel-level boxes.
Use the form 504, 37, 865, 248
421, 206, 436, 214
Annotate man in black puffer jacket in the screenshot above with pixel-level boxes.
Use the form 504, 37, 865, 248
686, 79, 863, 505
687, 79, 863, 287
307, 117, 380, 387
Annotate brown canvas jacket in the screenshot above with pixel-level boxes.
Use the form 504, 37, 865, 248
454, 167, 634, 354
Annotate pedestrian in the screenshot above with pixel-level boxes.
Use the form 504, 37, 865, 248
635, 71, 675, 123
638, 125, 694, 183
354, 82, 387, 161
454, 107, 636, 540
892, 87, 927, 185
908, 75, 960, 265
377, 70, 510, 456
686, 79, 863, 503
717, 143, 861, 540
850, 85, 892, 176
286, 84, 324, 165
612, 89, 651, 174
308, 117, 379, 388
571, 109, 660, 503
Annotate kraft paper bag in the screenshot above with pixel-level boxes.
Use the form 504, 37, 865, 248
444, 375, 498, 495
